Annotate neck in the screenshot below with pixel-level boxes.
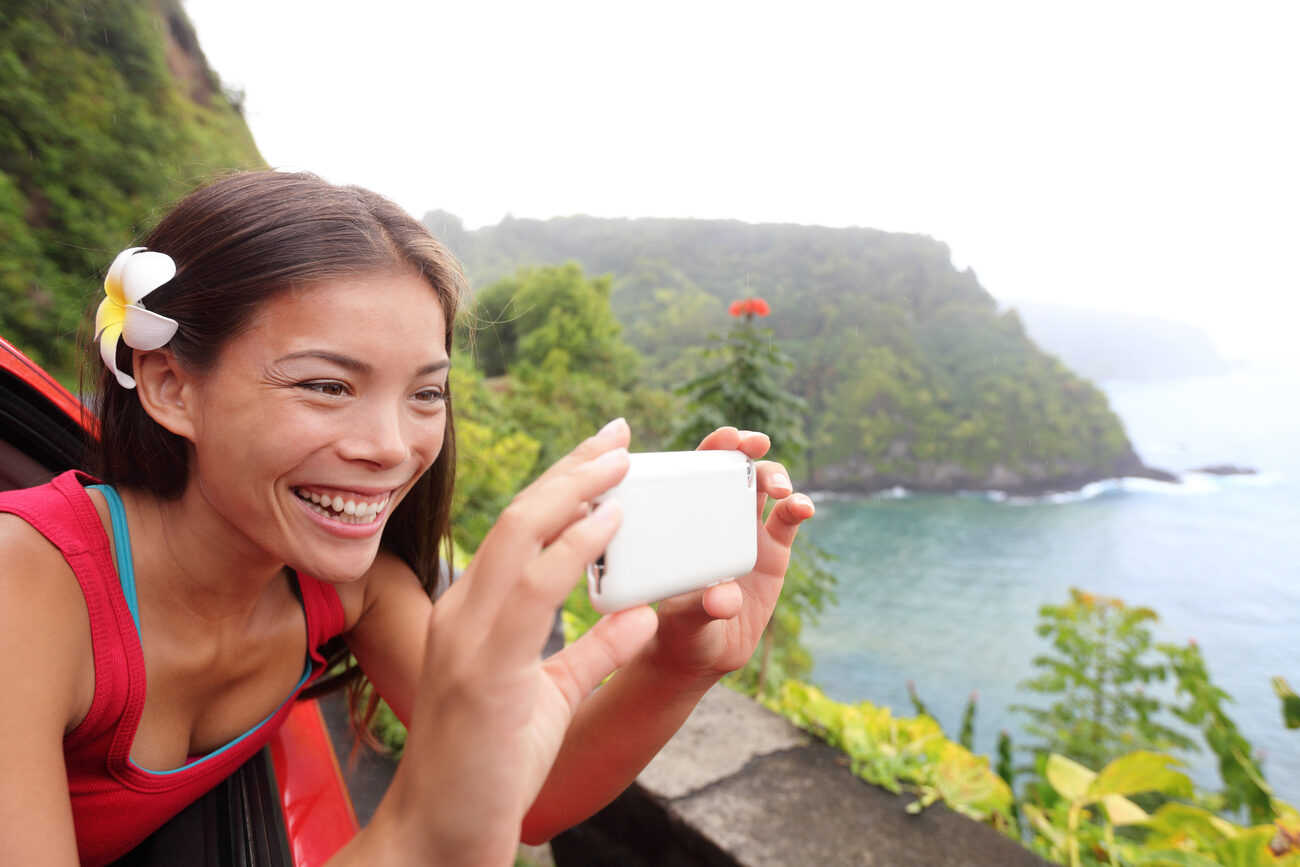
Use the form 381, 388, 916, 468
116, 486, 287, 631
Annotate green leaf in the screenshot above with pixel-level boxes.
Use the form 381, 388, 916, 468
1101, 793, 1150, 826
1023, 803, 1067, 851
1144, 803, 1240, 844
1131, 851, 1229, 867
1091, 751, 1194, 800
1046, 752, 1096, 801
1275, 677, 1300, 729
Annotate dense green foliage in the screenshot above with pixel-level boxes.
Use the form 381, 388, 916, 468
660, 301, 833, 697
772, 593, 1300, 867
774, 681, 1016, 826
433, 214, 1141, 493
1, 0, 263, 380
464, 263, 675, 474
668, 300, 807, 462
1026, 750, 1299, 867
1164, 641, 1273, 823
1001, 590, 1300, 865
1012, 589, 1285, 828
1014, 589, 1196, 771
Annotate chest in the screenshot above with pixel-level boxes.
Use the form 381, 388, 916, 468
126, 595, 310, 772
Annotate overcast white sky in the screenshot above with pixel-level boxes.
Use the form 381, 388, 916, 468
183, 0, 1299, 362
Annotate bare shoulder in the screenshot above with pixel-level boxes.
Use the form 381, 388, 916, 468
0, 512, 94, 734
334, 548, 426, 633
0, 515, 88, 863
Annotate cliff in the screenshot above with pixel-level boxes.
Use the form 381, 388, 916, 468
0, 0, 264, 380
433, 214, 1170, 495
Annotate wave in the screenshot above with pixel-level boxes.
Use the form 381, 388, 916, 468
806, 490, 870, 502
1005, 479, 1124, 506
1002, 469, 1284, 506
807, 469, 1283, 506
809, 486, 914, 502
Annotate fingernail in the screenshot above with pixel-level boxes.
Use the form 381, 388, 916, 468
597, 417, 627, 441
591, 497, 622, 526
739, 430, 759, 438
592, 447, 629, 469
772, 472, 791, 490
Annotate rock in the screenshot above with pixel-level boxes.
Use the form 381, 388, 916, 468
552, 686, 1048, 867
1190, 464, 1258, 476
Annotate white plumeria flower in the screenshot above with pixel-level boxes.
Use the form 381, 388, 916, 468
94, 247, 179, 388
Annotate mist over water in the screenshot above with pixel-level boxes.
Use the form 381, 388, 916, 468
803, 364, 1300, 806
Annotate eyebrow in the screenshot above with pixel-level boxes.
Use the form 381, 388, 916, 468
275, 350, 450, 376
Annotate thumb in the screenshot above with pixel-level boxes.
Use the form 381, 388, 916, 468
542, 605, 658, 709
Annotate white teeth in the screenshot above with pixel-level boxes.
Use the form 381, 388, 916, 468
294, 487, 390, 525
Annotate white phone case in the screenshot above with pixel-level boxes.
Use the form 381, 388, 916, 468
587, 450, 758, 614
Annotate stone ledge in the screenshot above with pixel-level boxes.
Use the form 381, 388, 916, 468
553, 685, 1048, 867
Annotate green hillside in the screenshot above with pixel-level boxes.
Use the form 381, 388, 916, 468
434, 213, 1159, 494
1, 0, 264, 380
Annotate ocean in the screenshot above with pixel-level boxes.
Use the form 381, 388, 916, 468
802, 363, 1300, 807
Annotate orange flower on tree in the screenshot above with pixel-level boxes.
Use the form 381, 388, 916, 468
729, 297, 771, 318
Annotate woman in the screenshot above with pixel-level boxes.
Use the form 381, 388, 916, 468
0, 171, 814, 865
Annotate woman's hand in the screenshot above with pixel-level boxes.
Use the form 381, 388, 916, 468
648, 427, 816, 682
372, 419, 657, 866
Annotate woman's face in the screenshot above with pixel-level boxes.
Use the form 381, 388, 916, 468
183, 270, 449, 583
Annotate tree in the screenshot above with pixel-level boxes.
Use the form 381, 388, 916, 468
469, 263, 638, 387
1014, 588, 1196, 771
465, 262, 669, 475
673, 297, 833, 698
670, 297, 806, 463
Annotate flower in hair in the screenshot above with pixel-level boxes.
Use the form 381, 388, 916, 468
95, 247, 180, 388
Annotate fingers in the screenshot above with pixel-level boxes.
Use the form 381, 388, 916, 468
756, 461, 793, 500
485, 447, 629, 564
526, 418, 630, 492
488, 498, 625, 663
753, 459, 792, 518
701, 580, 745, 620
696, 427, 770, 460
763, 492, 815, 550
542, 606, 658, 709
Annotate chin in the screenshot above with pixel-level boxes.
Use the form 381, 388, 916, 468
290, 545, 382, 585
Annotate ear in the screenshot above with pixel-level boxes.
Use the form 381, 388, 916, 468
132, 349, 199, 442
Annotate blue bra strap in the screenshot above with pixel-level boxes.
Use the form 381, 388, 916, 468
87, 484, 142, 638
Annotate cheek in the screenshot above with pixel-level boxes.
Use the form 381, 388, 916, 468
419, 414, 449, 465
192, 397, 318, 482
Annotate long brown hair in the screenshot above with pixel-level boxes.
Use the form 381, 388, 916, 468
91, 170, 464, 741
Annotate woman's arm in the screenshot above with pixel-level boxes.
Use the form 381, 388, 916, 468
519, 429, 815, 841
0, 517, 95, 866
330, 420, 659, 865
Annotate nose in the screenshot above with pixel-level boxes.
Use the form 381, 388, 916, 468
339, 398, 410, 469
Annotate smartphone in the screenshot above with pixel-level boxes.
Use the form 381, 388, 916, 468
586, 450, 758, 614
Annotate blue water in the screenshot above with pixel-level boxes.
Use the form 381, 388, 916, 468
803, 364, 1300, 806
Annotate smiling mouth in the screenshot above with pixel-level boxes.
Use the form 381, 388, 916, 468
293, 487, 392, 525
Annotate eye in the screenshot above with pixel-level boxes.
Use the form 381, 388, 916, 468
413, 385, 447, 404
298, 380, 349, 397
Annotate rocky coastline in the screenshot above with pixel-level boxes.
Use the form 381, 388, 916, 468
803, 449, 1181, 498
